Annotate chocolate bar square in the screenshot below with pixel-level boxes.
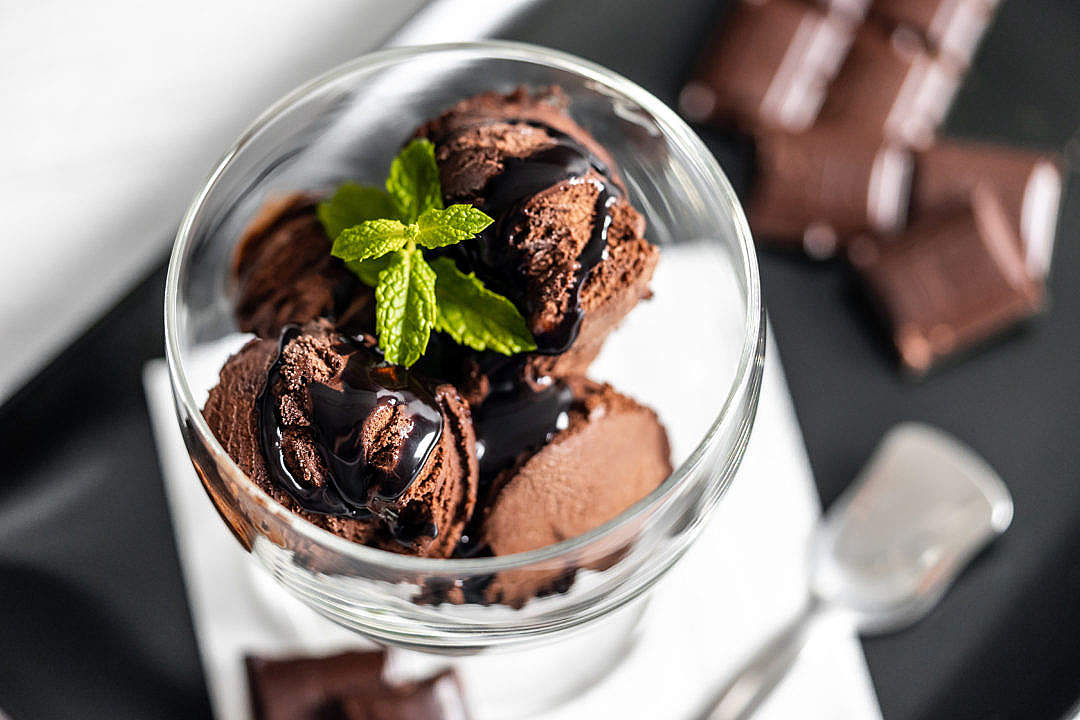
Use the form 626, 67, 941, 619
818, 24, 961, 150
749, 127, 913, 256
680, 0, 854, 132
849, 186, 1044, 373
246, 650, 386, 720
331, 672, 469, 720
912, 140, 1064, 278
246, 651, 470, 720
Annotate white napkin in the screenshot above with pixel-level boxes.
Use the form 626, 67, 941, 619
143, 245, 882, 720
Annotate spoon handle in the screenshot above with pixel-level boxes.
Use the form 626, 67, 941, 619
697, 597, 827, 720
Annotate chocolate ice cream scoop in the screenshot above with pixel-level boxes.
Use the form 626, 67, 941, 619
415, 88, 660, 400
232, 193, 374, 339
203, 320, 478, 557
478, 378, 671, 606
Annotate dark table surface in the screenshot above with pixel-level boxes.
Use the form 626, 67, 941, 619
1, 1, 1078, 718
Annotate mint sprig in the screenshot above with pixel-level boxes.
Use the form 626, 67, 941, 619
318, 139, 537, 367
317, 183, 398, 239
386, 139, 443, 222
375, 250, 437, 368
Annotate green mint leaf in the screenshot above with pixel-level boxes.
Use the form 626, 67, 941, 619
431, 257, 537, 355
317, 183, 400, 239
415, 204, 494, 249
331, 219, 413, 262
345, 255, 392, 287
376, 249, 437, 367
386, 139, 443, 223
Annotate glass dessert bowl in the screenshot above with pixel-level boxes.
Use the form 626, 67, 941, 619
166, 41, 764, 715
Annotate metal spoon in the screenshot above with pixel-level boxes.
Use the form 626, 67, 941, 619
700, 422, 1014, 720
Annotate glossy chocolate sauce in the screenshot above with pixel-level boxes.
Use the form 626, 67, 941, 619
257, 327, 444, 541
441, 119, 621, 353
473, 379, 574, 482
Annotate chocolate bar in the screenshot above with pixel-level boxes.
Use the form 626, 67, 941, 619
245, 650, 469, 720
912, 139, 1063, 278
680, 0, 854, 132
749, 128, 913, 257
817, 24, 962, 150
246, 651, 386, 720
871, 0, 999, 66
848, 186, 1044, 373
332, 672, 468, 720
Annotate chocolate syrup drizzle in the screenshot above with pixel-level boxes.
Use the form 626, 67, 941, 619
257, 327, 443, 542
441, 118, 621, 354
474, 379, 574, 483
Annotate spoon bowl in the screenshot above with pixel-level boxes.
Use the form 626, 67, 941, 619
702, 422, 1012, 720
811, 422, 1014, 634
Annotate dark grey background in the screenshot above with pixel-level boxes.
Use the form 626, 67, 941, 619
1, 1, 1077, 718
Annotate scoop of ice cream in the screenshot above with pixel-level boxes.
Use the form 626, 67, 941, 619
232, 193, 374, 339
203, 319, 477, 557
416, 88, 660, 402
478, 378, 671, 606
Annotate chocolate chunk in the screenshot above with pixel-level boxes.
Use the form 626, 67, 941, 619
203, 320, 478, 557
680, 0, 854, 132
246, 651, 469, 720
331, 672, 469, 720
817, 25, 962, 150
246, 650, 385, 720
911, 139, 1064, 278
749, 128, 913, 257
870, 0, 999, 67
848, 186, 1044, 373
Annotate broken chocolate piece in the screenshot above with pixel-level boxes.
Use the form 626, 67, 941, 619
246, 651, 469, 720
680, 0, 854, 132
331, 672, 469, 720
849, 186, 1044, 373
246, 650, 386, 720
749, 128, 913, 257
817, 25, 961, 150
911, 139, 1063, 278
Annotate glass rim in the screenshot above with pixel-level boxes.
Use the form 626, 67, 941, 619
164, 40, 764, 575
